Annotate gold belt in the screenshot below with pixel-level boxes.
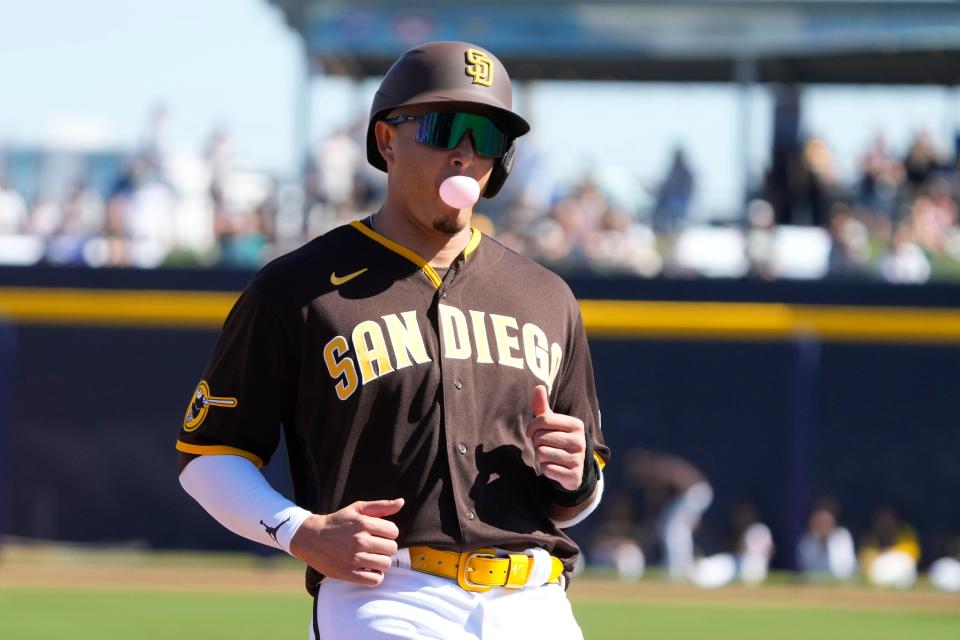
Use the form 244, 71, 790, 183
407, 546, 565, 593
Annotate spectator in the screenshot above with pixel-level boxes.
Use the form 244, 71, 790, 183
218, 201, 270, 268
583, 208, 661, 276
796, 496, 858, 581
125, 172, 177, 268
730, 502, 775, 585
313, 125, 363, 207
745, 198, 776, 279
44, 179, 105, 266
653, 147, 694, 235
799, 137, 838, 227
61, 179, 105, 237
28, 192, 65, 238
0, 176, 28, 233
139, 102, 172, 180
4, 120, 960, 280
903, 130, 943, 192
99, 189, 133, 267
827, 203, 872, 279
928, 527, 960, 592
909, 178, 957, 255
860, 505, 921, 588
689, 501, 774, 588
588, 491, 646, 581
880, 222, 931, 284
206, 127, 235, 217
857, 131, 905, 234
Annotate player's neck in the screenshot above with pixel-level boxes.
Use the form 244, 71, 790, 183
372, 201, 473, 269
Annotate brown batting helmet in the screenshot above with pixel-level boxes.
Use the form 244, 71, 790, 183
366, 41, 530, 198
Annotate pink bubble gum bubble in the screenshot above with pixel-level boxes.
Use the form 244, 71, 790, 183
439, 175, 481, 209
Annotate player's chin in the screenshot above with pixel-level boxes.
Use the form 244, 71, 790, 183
432, 210, 468, 236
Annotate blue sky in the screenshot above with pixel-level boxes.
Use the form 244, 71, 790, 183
0, 0, 301, 169
1, 0, 956, 217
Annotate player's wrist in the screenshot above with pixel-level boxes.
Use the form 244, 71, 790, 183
544, 442, 599, 507
288, 513, 326, 558
275, 506, 314, 556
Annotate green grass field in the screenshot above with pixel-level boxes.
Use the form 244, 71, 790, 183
575, 601, 960, 640
2, 588, 959, 639
1, 546, 958, 639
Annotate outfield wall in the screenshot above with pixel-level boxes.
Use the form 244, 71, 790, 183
0, 321, 14, 543
2, 266, 959, 569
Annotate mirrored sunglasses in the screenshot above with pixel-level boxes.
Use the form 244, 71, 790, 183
383, 111, 509, 158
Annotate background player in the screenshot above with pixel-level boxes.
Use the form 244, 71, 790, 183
176, 41, 609, 639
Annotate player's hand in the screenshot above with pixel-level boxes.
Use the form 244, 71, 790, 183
289, 498, 403, 586
525, 385, 586, 491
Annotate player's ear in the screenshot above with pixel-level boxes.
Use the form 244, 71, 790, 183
375, 120, 397, 168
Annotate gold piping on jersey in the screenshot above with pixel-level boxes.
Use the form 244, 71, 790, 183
350, 220, 441, 287
463, 226, 482, 256
175, 441, 264, 468
593, 451, 607, 471
349, 221, 482, 289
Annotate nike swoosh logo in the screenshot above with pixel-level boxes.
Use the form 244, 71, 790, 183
330, 268, 368, 286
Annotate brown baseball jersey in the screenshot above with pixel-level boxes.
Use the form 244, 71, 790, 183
176, 218, 609, 594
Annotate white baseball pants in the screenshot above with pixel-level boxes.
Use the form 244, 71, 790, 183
309, 566, 584, 640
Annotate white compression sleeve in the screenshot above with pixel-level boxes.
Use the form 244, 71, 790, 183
179, 454, 312, 555
550, 471, 604, 529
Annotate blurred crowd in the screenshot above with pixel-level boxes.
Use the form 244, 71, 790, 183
2, 106, 960, 284
586, 448, 960, 591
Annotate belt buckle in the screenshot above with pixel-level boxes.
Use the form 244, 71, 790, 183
456, 550, 496, 593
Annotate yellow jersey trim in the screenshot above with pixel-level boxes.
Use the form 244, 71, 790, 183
349, 220, 443, 288
463, 227, 482, 257
175, 441, 264, 468
593, 451, 607, 471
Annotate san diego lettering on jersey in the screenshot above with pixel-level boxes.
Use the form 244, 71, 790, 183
323, 304, 563, 401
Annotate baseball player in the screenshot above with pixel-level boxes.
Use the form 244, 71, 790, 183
177, 41, 609, 639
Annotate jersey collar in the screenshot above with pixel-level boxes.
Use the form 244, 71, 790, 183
350, 219, 482, 289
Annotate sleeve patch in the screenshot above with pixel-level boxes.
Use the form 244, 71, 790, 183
183, 380, 238, 431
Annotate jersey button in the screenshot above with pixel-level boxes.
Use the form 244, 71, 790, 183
454, 379, 463, 390
457, 443, 467, 454
465, 510, 476, 520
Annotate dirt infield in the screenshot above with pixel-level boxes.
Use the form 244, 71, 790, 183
1, 545, 957, 613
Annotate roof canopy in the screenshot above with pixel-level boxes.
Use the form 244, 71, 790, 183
267, 1, 960, 84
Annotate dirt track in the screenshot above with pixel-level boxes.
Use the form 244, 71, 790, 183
1, 547, 957, 614
0, 562, 305, 594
